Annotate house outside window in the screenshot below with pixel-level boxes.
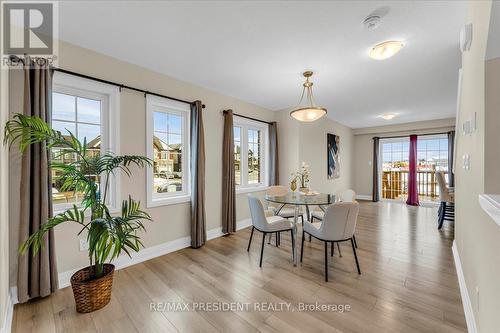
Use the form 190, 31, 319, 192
146, 95, 190, 207
51, 72, 120, 213
233, 117, 269, 193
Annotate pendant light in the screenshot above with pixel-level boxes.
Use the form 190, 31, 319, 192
290, 71, 327, 122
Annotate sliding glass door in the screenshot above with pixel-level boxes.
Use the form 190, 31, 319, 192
379, 134, 449, 203
381, 138, 410, 201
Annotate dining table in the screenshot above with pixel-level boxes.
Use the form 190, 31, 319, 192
264, 192, 335, 266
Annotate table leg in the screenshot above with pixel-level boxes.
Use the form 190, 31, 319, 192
293, 205, 298, 266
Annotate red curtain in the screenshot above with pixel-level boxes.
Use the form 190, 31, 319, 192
406, 135, 420, 206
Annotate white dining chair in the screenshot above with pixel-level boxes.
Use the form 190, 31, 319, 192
437, 172, 454, 229
301, 201, 361, 282
266, 185, 304, 246
247, 195, 295, 267
310, 189, 359, 250
266, 185, 305, 223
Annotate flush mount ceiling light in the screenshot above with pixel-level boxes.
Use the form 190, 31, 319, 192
380, 113, 397, 120
290, 71, 327, 122
369, 41, 405, 60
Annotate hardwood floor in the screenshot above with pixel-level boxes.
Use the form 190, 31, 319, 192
12, 201, 466, 332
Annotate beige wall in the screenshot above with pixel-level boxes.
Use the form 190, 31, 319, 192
276, 109, 300, 186
8, 40, 275, 279
277, 110, 354, 195
484, 57, 500, 193
352, 118, 456, 197
455, 1, 500, 332
298, 117, 353, 195
0, 53, 10, 331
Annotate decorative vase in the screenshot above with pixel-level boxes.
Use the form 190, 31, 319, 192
290, 179, 297, 192
70, 264, 115, 313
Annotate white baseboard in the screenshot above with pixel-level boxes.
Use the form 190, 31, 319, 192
355, 194, 372, 201
57, 218, 253, 289
0, 289, 14, 333
452, 241, 477, 333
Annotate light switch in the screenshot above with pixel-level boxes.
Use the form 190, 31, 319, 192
462, 154, 470, 170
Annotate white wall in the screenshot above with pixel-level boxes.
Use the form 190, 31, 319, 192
0, 1, 11, 326
0, 61, 10, 332
455, 1, 500, 332
8, 40, 275, 281
352, 118, 456, 197
484, 57, 500, 193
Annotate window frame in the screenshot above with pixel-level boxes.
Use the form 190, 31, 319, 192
234, 116, 269, 194
52, 72, 121, 214
146, 95, 191, 207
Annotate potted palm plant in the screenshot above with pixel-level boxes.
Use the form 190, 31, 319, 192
4, 114, 152, 313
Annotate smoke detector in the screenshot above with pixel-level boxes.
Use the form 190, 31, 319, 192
363, 15, 382, 30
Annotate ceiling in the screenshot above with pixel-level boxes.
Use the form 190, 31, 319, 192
58, 1, 467, 128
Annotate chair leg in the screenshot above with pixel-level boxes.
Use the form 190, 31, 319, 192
275, 232, 279, 247
337, 243, 342, 257
309, 217, 313, 242
260, 232, 266, 267
300, 229, 305, 263
438, 202, 446, 230
290, 230, 295, 263
324, 242, 329, 282
301, 215, 304, 224
331, 242, 334, 256
351, 238, 361, 274
353, 234, 358, 248
247, 226, 255, 252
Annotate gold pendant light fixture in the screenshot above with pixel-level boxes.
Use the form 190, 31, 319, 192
290, 71, 327, 122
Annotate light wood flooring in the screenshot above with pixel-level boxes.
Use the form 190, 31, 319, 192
12, 201, 466, 332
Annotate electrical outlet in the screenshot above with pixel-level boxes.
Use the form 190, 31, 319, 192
79, 239, 89, 252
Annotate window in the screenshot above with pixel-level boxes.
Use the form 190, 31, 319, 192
233, 117, 268, 192
51, 72, 120, 212
146, 95, 190, 207
417, 135, 449, 200
379, 134, 449, 202
380, 138, 410, 201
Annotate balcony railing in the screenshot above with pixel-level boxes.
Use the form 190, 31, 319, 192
382, 170, 448, 202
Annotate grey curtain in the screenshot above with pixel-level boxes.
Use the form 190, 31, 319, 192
269, 121, 279, 186
222, 110, 236, 234
372, 137, 380, 202
190, 101, 206, 248
448, 131, 455, 187
17, 58, 58, 303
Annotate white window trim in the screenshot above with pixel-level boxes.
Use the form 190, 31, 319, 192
52, 72, 121, 214
234, 116, 269, 194
146, 95, 190, 207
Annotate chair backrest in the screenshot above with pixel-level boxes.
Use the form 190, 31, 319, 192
248, 195, 271, 231
337, 189, 356, 202
266, 185, 288, 196
320, 201, 360, 240
437, 172, 453, 202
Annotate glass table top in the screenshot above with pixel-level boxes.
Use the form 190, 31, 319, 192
265, 192, 335, 206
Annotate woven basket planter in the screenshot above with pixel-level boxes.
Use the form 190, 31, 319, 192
70, 264, 115, 313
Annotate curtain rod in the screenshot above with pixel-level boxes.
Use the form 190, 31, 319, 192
9, 56, 205, 108
223, 110, 273, 125
373, 131, 453, 140
54, 68, 205, 109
